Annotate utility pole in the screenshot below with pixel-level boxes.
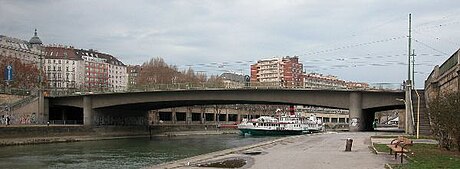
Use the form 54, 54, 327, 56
405, 13, 414, 134
408, 13, 412, 86
412, 49, 416, 87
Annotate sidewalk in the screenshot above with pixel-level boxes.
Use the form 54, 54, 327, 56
150, 132, 396, 169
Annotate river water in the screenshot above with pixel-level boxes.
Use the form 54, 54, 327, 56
0, 134, 280, 169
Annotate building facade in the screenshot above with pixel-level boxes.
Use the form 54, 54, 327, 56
44, 46, 85, 89
44, 46, 128, 92
127, 65, 141, 89
220, 72, 245, 88
250, 56, 303, 87
0, 30, 43, 65
303, 73, 369, 89
303, 73, 347, 89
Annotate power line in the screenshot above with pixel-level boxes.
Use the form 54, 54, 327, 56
413, 38, 449, 56
297, 36, 406, 57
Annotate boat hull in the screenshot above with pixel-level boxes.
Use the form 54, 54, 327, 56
239, 128, 303, 136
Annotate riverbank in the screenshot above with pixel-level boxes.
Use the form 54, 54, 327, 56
0, 126, 239, 147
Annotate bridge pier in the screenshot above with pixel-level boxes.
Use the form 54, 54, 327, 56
186, 108, 192, 124
171, 108, 176, 124
83, 96, 93, 126
349, 92, 364, 132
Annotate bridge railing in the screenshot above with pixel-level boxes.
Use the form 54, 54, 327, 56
49, 120, 83, 125
13, 81, 403, 97
368, 83, 404, 90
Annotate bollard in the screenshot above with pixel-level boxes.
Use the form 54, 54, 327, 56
345, 138, 353, 151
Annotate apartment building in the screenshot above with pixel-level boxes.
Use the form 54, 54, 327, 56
44, 46, 128, 92
127, 65, 142, 88
44, 46, 84, 89
250, 56, 303, 87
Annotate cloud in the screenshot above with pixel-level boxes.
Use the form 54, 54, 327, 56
1, 0, 460, 87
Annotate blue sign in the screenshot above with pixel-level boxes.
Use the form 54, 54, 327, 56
5, 65, 13, 81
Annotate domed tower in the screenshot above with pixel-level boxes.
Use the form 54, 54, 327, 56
29, 29, 43, 45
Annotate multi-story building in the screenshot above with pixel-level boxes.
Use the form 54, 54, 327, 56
0, 29, 43, 65
303, 73, 369, 89
44, 46, 128, 92
75, 49, 109, 91
220, 72, 245, 88
303, 73, 347, 89
127, 65, 141, 88
250, 56, 303, 87
44, 46, 85, 89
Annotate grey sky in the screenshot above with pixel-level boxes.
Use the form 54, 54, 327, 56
1, 0, 460, 88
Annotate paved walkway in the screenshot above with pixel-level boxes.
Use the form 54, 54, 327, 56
150, 132, 397, 169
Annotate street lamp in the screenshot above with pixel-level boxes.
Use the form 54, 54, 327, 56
396, 98, 408, 133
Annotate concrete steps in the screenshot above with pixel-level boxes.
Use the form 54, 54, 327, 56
411, 90, 432, 135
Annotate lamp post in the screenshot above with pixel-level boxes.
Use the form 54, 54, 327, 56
396, 98, 417, 136
39, 49, 45, 124
396, 98, 408, 132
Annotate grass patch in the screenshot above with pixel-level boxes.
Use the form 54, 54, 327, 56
371, 135, 435, 139
376, 143, 460, 169
373, 143, 390, 153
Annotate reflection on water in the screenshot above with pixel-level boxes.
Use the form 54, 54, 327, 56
0, 134, 280, 169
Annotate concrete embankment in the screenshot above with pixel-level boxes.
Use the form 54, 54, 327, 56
0, 124, 238, 147
150, 132, 398, 169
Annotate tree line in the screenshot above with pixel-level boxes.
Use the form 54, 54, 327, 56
134, 57, 224, 89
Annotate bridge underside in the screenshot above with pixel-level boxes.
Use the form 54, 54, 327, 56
49, 100, 405, 131
101, 100, 344, 111
47, 89, 405, 132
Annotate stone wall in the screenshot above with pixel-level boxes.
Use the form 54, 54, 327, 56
425, 50, 460, 101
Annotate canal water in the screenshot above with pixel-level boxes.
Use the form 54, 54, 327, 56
0, 134, 280, 169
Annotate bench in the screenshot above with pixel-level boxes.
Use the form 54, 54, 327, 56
386, 136, 413, 163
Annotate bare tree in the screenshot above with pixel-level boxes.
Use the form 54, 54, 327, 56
0, 55, 42, 89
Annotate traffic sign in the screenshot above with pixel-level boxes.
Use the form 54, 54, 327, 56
5, 65, 13, 81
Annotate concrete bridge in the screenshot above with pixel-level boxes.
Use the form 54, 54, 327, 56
45, 89, 405, 131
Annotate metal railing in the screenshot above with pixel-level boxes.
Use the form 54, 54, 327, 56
49, 120, 83, 125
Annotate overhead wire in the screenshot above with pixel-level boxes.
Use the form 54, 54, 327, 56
175, 14, 459, 77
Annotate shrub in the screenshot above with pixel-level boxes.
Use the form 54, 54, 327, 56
428, 92, 460, 151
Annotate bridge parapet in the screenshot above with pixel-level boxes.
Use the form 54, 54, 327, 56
43, 82, 404, 97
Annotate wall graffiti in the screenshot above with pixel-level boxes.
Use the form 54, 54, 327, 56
7, 112, 38, 125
